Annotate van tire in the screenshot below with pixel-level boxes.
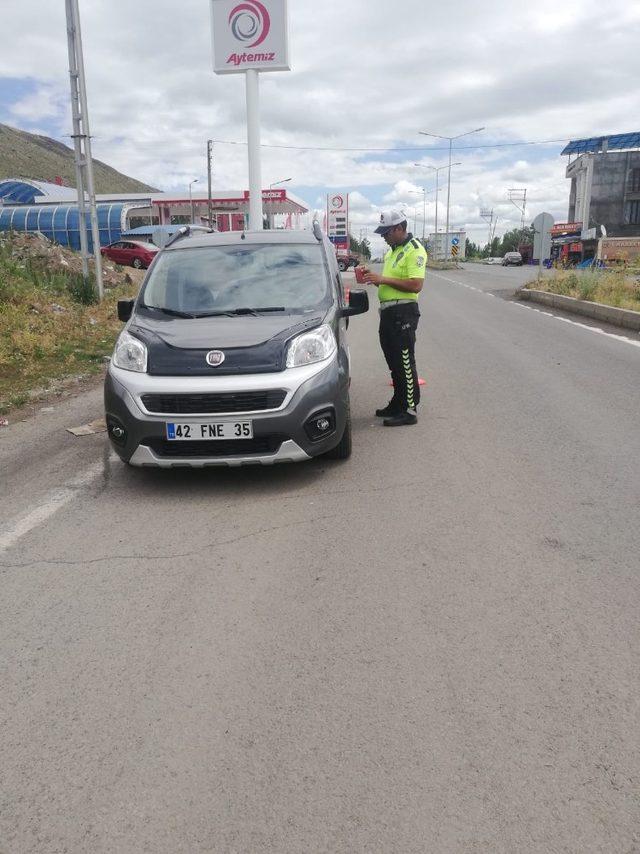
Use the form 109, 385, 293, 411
323, 406, 352, 460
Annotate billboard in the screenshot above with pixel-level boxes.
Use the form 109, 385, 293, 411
210, 0, 290, 74
327, 193, 349, 251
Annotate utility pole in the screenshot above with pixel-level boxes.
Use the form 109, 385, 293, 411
65, 0, 103, 300
508, 188, 528, 246
480, 207, 494, 254
207, 140, 213, 229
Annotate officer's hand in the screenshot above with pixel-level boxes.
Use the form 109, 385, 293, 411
363, 271, 382, 286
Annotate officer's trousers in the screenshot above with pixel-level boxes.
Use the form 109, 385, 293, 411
378, 302, 420, 411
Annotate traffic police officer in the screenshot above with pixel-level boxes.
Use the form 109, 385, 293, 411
362, 210, 426, 426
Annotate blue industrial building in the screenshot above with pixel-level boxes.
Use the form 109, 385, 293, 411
0, 179, 150, 250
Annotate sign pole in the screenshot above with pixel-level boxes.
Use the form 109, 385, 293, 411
207, 139, 213, 229
210, 0, 289, 233
245, 69, 263, 231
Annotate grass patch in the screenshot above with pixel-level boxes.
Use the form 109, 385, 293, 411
0, 234, 138, 411
524, 269, 640, 312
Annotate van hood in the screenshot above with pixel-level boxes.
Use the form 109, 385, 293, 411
129, 310, 327, 375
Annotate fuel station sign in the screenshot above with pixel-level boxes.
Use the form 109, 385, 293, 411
327, 193, 349, 251
210, 0, 290, 74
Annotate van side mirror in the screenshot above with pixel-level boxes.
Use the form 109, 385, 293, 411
117, 299, 134, 322
340, 289, 369, 318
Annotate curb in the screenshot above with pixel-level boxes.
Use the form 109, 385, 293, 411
517, 288, 640, 331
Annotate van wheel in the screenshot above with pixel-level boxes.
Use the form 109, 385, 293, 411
323, 406, 352, 460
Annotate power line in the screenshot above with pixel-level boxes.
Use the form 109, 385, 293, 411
210, 137, 571, 153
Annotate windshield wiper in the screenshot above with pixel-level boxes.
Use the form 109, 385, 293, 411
193, 306, 287, 318
141, 304, 196, 319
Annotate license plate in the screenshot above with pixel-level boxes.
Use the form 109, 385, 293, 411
166, 421, 253, 441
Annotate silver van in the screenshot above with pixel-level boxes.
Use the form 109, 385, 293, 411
104, 225, 369, 467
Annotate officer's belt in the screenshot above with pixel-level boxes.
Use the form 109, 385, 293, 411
379, 299, 416, 310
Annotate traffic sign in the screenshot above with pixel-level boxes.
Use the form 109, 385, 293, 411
451, 237, 460, 246
533, 212, 554, 267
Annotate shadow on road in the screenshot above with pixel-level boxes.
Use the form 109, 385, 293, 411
101, 447, 339, 501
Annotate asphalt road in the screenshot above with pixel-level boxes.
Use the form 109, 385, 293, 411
1, 263, 639, 853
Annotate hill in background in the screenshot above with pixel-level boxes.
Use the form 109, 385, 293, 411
0, 123, 157, 194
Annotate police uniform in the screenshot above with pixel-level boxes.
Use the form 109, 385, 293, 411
378, 233, 427, 415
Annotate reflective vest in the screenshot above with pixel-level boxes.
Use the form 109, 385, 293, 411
379, 234, 427, 303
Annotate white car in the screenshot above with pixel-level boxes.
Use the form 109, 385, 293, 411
483, 257, 503, 265
502, 251, 523, 266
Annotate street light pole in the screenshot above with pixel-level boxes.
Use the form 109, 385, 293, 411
414, 161, 460, 258
419, 127, 484, 259
408, 189, 426, 241
445, 138, 453, 257
408, 187, 435, 244
189, 178, 198, 223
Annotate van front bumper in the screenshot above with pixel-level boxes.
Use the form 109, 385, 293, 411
104, 355, 348, 467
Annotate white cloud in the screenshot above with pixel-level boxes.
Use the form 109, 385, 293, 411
0, 0, 638, 246
10, 84, 65, 122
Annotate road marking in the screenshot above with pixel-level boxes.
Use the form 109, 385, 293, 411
0, 462, 103, 554
511, 302, 640, 348
431, 271, 640, 350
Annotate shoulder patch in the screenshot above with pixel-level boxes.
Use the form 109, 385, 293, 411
416, 256, 425, 267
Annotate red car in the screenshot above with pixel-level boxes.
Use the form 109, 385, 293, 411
101, 240, 158, 269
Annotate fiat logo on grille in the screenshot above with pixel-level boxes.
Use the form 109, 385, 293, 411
206, 350, 225, 367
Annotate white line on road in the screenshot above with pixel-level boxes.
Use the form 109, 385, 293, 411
0, 462, 103, 554
431, 271, 640, 350
511, 302, 640, 348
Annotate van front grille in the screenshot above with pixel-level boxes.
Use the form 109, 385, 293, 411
141, 390, 287, 415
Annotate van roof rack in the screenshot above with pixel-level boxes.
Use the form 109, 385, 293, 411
165, 225, 214, 248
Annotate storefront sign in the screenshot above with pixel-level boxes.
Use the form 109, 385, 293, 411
551, 221, 582, 237
242, 189, 287, 201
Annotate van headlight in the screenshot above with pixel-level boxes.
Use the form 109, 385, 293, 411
286, 324, 337, 368
112, 330, 148, 373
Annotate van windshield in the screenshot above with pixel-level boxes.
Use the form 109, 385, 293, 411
141, 243, 331, 316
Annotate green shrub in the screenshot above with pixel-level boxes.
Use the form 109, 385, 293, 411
577, 277, 598, 301
67, 271, 98, 304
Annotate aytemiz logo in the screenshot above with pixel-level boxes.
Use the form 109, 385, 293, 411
227, 50, 276, 66
331, 195, 344, 208
228, 0, 271, 48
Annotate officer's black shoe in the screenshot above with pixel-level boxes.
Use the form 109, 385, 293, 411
375, 402, 401, 418
383, 409, 418, 427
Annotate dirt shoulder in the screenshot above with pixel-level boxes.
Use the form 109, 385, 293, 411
0, 232, 143, 415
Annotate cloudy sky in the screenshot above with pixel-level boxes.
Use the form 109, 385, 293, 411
1, 0, 639, 253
